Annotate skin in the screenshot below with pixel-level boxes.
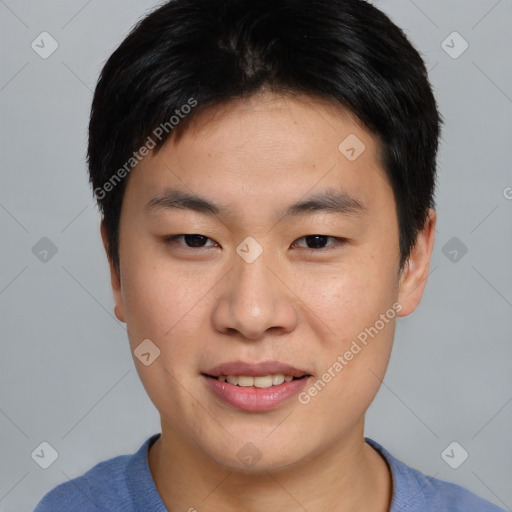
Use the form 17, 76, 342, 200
101, 90, 436, 512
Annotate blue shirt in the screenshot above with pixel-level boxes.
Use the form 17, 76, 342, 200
33, 434, 506, 511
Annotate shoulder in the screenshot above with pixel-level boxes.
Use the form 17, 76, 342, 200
365, 438, 507, 512
411, 470, 507, 512
33, 454, 132, 512
32, 435, 159, 512
422, 474, 506, 511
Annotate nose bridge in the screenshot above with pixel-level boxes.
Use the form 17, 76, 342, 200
212, 241, 297, 339
235, 250, 276, 309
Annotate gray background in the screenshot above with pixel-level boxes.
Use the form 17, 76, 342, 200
1, 0, 511, 510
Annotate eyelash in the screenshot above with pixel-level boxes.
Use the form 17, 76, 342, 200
162, 234, 348, 253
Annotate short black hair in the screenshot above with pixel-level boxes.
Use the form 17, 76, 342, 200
88, 0, 442, 274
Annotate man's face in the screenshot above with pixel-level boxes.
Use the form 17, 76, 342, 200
106, 92, 433, 470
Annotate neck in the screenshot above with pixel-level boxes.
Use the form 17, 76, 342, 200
148, 420, 392, 512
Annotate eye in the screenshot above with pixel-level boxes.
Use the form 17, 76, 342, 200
292, 235, 347, 251
163, 234, 218, 248
162, 233, 347, 252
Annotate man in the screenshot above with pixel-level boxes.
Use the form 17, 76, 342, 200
34, 0, 506, 510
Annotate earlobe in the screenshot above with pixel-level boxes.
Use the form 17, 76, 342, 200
397, 209, 437, 317
100, 221, 126, 323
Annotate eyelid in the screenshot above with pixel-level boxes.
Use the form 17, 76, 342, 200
162, 234, 349, 251
163, 234, 218, 248
292, 235, 348, 251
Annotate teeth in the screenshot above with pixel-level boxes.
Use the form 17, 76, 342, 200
227, 375, 238, 385
272, 374, 285, 385
217, 373, 302, 388
238, 376, 254, 387
254, 376, 273, 388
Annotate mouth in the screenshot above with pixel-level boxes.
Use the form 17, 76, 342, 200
201, 361, 313, 412
203, 373, 311, 388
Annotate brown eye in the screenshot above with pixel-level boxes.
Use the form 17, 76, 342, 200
293, 235, 347, 250
164, 234, 217, 248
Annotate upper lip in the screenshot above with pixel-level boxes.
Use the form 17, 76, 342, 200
203, 360, 312, 378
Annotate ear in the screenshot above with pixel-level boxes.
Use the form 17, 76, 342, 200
100, 220, 126, 323
397, 208, 437, 317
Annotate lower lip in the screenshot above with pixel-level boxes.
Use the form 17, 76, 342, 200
202, 375, 311, 412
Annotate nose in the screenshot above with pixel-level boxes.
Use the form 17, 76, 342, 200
211, 248, 298, 340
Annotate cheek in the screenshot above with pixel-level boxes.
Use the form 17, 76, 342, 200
293, 255, 398, 340
118, 249, 211, 413
292, 250, 398, 409
119, 243, 223, 388
120, 243, 199, 336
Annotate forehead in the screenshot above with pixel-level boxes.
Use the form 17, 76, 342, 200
172, 91, 373, 162
125, 91, 393, 219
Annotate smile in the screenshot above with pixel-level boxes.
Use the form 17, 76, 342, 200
202, 373, 312, 412
207, 374, 309, 388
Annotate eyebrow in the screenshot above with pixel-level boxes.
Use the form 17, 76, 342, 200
144, 187, 368, 218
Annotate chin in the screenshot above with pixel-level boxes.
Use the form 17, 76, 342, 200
197, 430, 313, 474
